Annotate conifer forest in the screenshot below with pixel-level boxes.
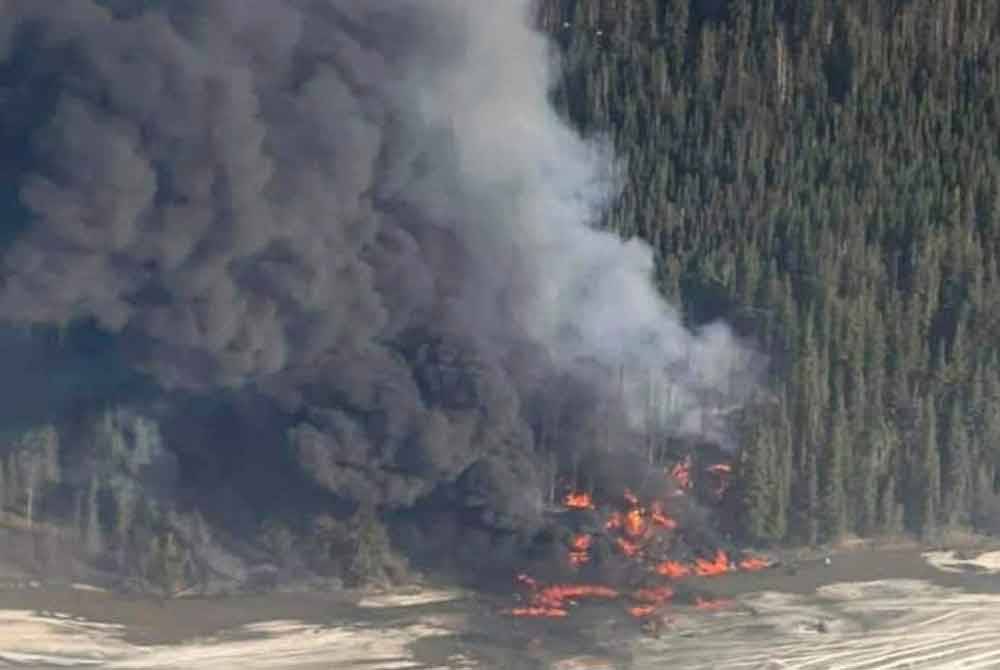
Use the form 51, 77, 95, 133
539, 0, 1000, 544
0, 0, 999, 594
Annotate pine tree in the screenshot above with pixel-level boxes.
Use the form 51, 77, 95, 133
941, 394, 971, 527
818, 402, 847, 543
737, 419, 775, 544
912, 397, 942, 538
801, 449, 820, 546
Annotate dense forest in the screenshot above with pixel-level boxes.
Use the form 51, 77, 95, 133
1, 0, 999, 596
538, 0, 1000, 544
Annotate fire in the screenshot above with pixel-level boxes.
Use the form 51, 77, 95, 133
632, 585, 674, 604
670, 457, 692, 491
651, 552, 770, 580
616, 536, 642, 557
693, 596, 735, 611
532, 584, 620, 610
568, 533, 592, 568
607, 492, 672, 536
655, 560, 692, 579
707, 462, 733, 497
624, 508, 647, 538
510, 606, 569, 618
517, 573, 540, 590
607, 492, 657, 556
737, 556, 772, 571
537, 584, 619, 603
694, 549, 730, 577
510, 478, 774, 624
626, 585, 674, 619
649, 501, 677, 530
510, 578, 620, 618
627, 605, 658, 618
563, 491, 594, 510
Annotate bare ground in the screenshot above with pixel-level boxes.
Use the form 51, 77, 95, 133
1, 539, 1000, 669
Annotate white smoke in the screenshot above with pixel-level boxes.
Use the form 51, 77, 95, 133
410, 1, 761, 434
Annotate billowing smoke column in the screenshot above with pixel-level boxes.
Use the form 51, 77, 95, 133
0, 1, 759, 527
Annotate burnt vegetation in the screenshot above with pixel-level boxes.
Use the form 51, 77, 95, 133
0, 0, 995, 597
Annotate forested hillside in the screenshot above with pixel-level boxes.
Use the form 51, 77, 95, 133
3, 0, 1000, 596
538, 0, 1000, 544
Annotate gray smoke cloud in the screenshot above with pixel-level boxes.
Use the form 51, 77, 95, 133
0, 0, 760, 518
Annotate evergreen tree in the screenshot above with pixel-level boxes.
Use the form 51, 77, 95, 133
818, 402, 848, 543
736, 419, 775, 544
542, 0, 1000, 543
912, 398, 941, 537
941, 395, 971, 527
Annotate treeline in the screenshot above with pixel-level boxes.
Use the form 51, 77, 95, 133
538, 0, 1000, 544
0, 411, 216, 595
0, 408, 402, 594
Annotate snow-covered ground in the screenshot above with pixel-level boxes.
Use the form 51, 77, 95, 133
923, 549, 1000, 575
356, 587, 463, 609
634, 579, 1000, 669
629, 549, 1000, 670
0, 610, 475, 669
2, 550, 1000, 669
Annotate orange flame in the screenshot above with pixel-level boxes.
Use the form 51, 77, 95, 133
534, 584, 619, 609
737, 556, 771, 571
514, 473, 756, 623
516, 573, 539, 590
694, 549, 730, 577
616, 536, 642, 557
624, 508, 647, 538
655, 560, 692, 579
670, 457, 692, 490
510, 606, 569, 618
563, 491, 594, 510
568, 534, 592, 568
510, 577, 620, 618
627, 585, 674, 618
693, 596, 735, 611
632, 585, 674, 604
707, 463, 732, 497
649, 501, 678, 530
628, 605, 658, 618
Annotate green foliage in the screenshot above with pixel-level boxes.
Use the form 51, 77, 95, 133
541, 0, 1000, 542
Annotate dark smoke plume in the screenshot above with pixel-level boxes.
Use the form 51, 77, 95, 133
0, 1, 760, 526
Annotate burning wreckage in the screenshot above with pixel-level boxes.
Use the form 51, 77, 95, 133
503, 452, 773, 630
0, 0, 773, 624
